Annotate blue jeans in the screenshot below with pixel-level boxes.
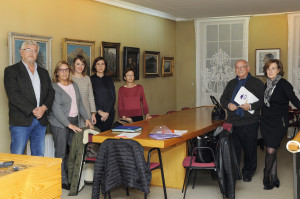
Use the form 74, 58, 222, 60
10, 118, 46, 156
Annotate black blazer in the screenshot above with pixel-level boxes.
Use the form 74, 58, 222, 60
4, 61, 54, 126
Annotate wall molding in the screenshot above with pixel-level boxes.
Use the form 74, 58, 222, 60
94, 0, 180, 21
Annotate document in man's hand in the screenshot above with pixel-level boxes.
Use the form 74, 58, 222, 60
234, 86, 258, 114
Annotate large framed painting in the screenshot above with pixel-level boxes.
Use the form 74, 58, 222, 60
255, 48, 280, 76
144, 51, 160, 77
102, 41, 121, 81
63, 38, 95, 76
162, 57, 174, 77
8, 32, 52, 76
123, 47, 140, 80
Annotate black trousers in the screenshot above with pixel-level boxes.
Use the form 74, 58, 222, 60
232, 122, 259, 178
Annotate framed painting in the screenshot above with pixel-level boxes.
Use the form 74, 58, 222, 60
102, 41, 121, 81
63, 38, 95, 76
255, 49, 280, 76
162, 57, 174, 77
144, 51, 160, 77
123, 47, 140, 80
8, 32, 52, 76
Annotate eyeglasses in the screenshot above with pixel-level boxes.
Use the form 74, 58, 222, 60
266, 67, 278, 71
58, 68, 70, 73
22, 48, 38, 54
235, 65, 248, 70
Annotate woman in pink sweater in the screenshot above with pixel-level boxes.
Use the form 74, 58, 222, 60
118, 68, 152, 122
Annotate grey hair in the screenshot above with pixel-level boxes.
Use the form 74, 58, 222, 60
20, 40, 39, 52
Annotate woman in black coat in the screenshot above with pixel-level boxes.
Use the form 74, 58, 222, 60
261, 59, 300, 190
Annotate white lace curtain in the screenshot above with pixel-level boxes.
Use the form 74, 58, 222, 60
288, 13, 300, 99
195, 17, 250, 106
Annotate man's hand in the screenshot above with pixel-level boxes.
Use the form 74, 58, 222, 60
228, 103, 238, 111
33, 105, 47, 119
239, 103, 251, 111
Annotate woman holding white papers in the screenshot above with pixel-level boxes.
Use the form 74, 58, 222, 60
261, 59, 300, 190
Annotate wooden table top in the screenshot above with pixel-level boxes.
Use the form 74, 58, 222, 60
92, 106, 224, 148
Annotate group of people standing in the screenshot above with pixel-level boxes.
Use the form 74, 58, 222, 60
221, 59, 300, 190
4, 40, 151, 189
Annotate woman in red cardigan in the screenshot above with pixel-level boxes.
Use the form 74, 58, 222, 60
118, 68, 152, 122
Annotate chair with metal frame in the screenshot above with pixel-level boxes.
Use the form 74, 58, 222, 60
181, 146, 224, 199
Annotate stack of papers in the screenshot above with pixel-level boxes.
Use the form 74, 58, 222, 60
115, 133, 141, 138
112, 126, 142, 132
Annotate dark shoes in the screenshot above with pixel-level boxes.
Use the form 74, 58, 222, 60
243, 176, 252, 182
264, 179, 280, 190
62, 183, 70, 190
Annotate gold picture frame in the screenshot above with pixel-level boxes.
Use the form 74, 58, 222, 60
8, 32, 52, 76
62, 38, 95, 76
162, 57, 174, 77
144, 51, 160, 77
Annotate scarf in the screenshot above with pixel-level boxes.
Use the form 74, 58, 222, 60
264, 75, 282, 107
230, 73, 251, 117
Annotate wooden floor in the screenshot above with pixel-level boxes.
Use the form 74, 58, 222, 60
62, 136, 294, 199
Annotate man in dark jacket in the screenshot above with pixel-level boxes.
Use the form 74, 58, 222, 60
220, 60, 264, 182
4, 40, 54, 156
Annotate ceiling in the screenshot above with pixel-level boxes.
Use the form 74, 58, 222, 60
95, 0, 300, 21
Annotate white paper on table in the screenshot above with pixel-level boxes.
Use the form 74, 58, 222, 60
115, 133, 141, 138
173, 130, 188, 136
234, 86, 259, 114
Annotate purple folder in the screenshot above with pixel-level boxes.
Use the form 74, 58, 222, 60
149, 133, 181, 140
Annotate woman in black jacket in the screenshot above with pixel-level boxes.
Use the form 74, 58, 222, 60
261, 59, 300, 190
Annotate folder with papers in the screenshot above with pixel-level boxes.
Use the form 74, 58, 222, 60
234, 86, 258, 114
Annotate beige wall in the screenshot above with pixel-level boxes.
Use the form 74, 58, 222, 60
176, 21, 196, 110
248, 14, 288, 82
0, 0, 176, 153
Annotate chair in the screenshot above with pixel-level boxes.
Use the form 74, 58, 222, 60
151, 115, 161, 118
166, 110, 177, 114
181, 147, 224, 199
76, 134, 99, 194
92, 139, 167, 199
181, 107, 190, 111
288, 105, 300, 138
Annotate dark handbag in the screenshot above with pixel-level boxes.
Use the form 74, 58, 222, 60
194, 135, 216, 163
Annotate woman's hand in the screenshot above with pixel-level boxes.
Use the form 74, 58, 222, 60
145, 114, 152, 120
228, 103, 238, 111
122, 116, 132, 123
86, 120, 94, 129
91, 113, 97, 125
68, 124, 82, 133
98, 110, 109, 122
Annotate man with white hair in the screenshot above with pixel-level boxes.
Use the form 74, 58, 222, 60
4, 40, 54, 156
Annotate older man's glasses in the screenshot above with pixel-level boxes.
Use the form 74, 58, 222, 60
235, 65, 248, 70
22, 48, 38, 54
58, 68, 70, 73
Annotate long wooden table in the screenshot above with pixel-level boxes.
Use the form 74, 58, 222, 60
93, 106, 224, 188
0, 153, 62, 199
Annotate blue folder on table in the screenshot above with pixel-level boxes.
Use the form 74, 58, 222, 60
112, 126, 142, 132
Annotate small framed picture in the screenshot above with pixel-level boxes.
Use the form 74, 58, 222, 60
144, 51, 160, 77
102, 41, 121, 80
162, 57, 174, 77
63, 38, 95, 76
8, 32, 52, 76
255, 49, 280, 76
123, 47, 140, 80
